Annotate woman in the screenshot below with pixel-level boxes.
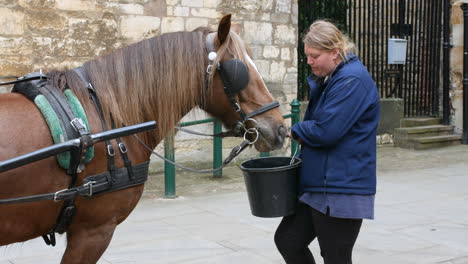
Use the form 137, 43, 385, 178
274, 20, 380, 264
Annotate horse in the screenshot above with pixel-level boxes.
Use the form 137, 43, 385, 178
0, 14, 286, 263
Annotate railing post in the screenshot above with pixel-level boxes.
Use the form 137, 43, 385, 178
461, 3, 468, 144
290, 98, 301, 157
164, 131, 176, 198
213, 120, 223, 177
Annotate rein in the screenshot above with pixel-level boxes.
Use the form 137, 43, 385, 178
133, 129, 255, 174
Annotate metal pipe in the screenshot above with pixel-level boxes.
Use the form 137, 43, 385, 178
164, 132, 176, 198
213, 120, 223, 177
461, 3, 468, 144
443, 0, 451, 125
290, 99, 301, 157
0, 121, 157, 173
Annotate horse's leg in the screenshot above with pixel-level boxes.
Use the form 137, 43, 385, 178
60, 223, 116, 264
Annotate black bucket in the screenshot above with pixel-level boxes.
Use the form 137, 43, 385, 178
240, 156, 301, 218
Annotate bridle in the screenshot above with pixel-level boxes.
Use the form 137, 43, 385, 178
203, 32, 280, 141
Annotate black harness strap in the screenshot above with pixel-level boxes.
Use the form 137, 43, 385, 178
0, 161, 150, 205
87, 86, 117, 188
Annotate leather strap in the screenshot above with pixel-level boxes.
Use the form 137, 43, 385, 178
0, 162, 149, 205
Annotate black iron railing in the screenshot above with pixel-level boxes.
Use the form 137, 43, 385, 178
298, 0, 444, 118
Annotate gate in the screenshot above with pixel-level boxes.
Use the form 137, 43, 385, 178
298, 0, 444, 117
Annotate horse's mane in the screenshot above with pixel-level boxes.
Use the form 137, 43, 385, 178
82, 31, 207, 144
48, 28, 252, 146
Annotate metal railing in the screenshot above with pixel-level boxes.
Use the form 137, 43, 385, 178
162, 99, 301, 198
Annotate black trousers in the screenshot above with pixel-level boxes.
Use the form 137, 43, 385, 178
274, 202, 363, 264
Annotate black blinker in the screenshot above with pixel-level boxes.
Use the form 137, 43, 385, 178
219, 59, 249, 95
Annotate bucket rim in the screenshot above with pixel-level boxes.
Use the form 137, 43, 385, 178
239, 156, 302, 172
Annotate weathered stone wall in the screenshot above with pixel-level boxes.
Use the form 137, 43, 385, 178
451, 0, 465, 134
0, 0, 298, 110
0, 0, 298, 168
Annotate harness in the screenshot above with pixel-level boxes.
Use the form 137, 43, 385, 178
0, 31, 282, 246
203, 32, 280, 137
0, 71, 153, 246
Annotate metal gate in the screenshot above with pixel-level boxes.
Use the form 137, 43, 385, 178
298, 0, 444, 117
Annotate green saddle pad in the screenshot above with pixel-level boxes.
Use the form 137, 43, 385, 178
34, 89, 94, 169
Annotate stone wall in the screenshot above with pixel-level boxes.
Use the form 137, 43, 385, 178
0, 0, 298, 109
0, 0, 298, 168
451, 0, 466, 134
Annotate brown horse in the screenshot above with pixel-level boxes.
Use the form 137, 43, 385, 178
0, 14, 285, 263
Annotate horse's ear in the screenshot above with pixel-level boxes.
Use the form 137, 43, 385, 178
217, 14, 231, 46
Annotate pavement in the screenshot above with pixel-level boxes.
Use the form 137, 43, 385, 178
1, 144, 468, 264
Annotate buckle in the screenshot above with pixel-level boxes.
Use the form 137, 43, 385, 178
118, 143, 127, 154
234, 103, 241, 112
54, 189, 68, 202
107, 145, 115, 156
83, 181, 96, 197
70, 118, 88, 133
206, 64, 213, 74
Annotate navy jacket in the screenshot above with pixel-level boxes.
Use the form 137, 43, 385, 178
292, 54, 380, 195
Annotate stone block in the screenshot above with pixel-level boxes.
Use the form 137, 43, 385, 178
190, 8, 220, 18
269, 61, 286, 82
377, 98, 404, 134
186, 18, 208, 31
276, 0, 291, 13
0, 57, 33, 76
0, 8, 25, 35
248, 45, 262, 60
243, 21, 272, 45
174, 6, 189, 17
261, 14, 271, 21
281, 48, 290, 61
270, 13, 290, 23
167, 6, 173, 16
56, 0, 96, 11
161, 17, 184, 33
274, 25, 296, 45
181, 0, 203, 7
263, 45, 279, 59
451, 46, 463, 75
292, 2, 298, 25
18, 0, 55, 9
31, 37, 53, 56
292, 48, 297, 67
253, 59, 270, 80
451, 1, 463, 25
203, 0, 221, 8
144, 0, 166, 17
119, 3, 145, 15
25, 10, 67, 34
452, 24, 463, 47
283, 72, 296, 85
121, 15, 161, 41
0, 37, 31, 56
166, 0, 180, 5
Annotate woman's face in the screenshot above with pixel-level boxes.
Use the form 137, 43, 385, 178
304, 45, 340, 77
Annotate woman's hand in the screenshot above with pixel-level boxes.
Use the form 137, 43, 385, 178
287, 130, 303, 144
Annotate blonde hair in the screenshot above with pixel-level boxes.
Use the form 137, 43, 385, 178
303, 20, 355, 60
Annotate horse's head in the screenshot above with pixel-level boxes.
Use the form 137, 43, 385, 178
201, 14, 286, 152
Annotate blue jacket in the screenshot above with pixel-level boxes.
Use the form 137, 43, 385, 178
292, 54, 380, 195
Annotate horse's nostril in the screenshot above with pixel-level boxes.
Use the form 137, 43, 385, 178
278, 125, 287, 138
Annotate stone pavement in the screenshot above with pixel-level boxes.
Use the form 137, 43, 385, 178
1, 145, 468, 264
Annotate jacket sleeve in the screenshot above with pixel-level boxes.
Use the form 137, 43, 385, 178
291, 76, 371, 147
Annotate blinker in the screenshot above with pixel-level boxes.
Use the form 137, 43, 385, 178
219, 59, 249, 95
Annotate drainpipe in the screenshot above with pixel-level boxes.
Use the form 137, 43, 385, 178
443, 0, 451, 125
462, 3, 468, 144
